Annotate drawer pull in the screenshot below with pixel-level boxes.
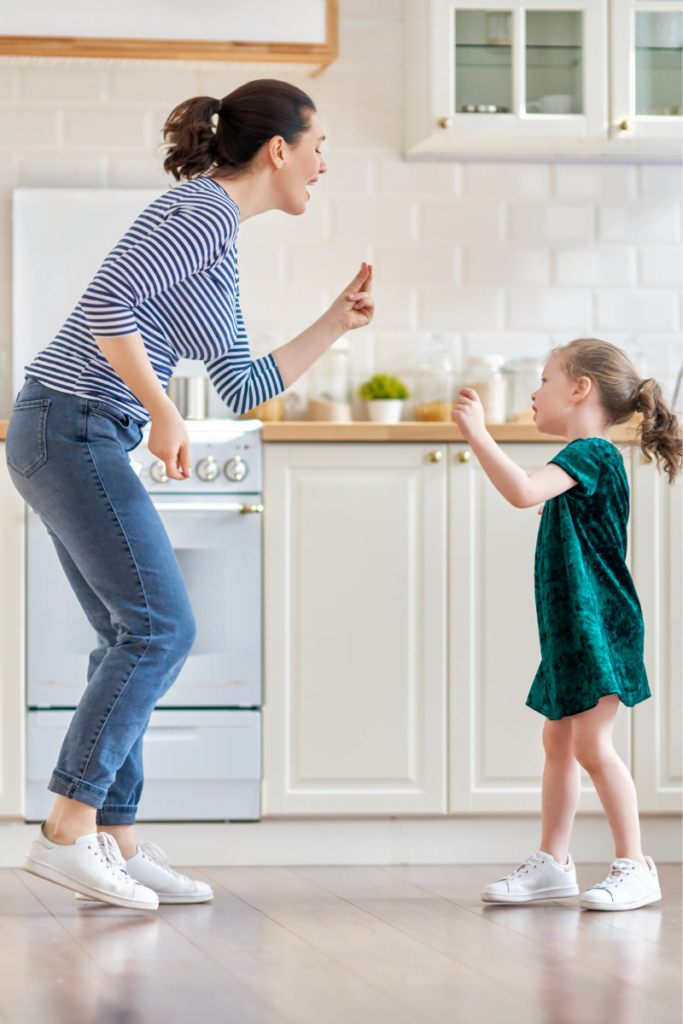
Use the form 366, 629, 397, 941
427, 450, 443, 463
457, 451, 471, 463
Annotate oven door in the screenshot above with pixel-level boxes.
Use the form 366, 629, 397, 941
27, 493, 262, 708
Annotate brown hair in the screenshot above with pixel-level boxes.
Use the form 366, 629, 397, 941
552, 338, 682, 483
162, 79, 316, 181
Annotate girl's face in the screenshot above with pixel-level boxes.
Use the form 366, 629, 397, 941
531, 356, 575, 435
274, 111, 327, 216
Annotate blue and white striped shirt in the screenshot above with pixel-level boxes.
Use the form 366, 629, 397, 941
25, 177, 284, 423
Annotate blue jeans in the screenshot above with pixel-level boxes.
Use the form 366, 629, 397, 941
6, 380, 196, 824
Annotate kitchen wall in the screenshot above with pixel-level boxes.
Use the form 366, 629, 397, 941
0, 0, 681, 418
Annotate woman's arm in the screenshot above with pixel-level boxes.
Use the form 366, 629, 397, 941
451, 388, 576, 508
271, 263, 374, 387
96, 334, 191, 481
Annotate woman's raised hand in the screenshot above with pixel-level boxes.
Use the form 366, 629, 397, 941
331, 263, 374, 332
148, 397, 192, 481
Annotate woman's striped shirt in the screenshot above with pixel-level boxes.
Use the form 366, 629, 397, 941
25, 177, 284, 423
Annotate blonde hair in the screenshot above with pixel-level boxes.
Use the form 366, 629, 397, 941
552, 338, 682, 484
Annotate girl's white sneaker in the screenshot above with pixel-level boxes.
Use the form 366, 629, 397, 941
22, 828, 158, 910
579, 856, 662, 911
76, 841, 213, 904
481, 850, 579, 903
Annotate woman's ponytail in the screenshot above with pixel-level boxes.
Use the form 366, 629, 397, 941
162, 80, 316, 182
163, 96, 221, 181
635, 377, 683, 484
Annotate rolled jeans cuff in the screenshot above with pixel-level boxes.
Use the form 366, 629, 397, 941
48, 769, 108, 809
97, 806, 138, 826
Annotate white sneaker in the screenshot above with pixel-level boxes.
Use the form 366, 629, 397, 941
579, 856, 662, 911
22, 828, 158, 910
481, 850, 580, 904
76, 842, 213, 905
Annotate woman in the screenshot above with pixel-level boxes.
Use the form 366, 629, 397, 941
7, 80, 374, 910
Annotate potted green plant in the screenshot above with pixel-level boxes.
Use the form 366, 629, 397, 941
358, 374, 409, 423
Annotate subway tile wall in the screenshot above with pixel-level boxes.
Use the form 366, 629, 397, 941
0, 0, 681, 417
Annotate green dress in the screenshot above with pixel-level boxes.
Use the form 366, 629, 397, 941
526, 437, 650, 720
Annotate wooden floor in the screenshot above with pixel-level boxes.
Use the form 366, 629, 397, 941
0, 862, 680, 1024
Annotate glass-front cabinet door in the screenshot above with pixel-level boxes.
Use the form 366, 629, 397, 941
406, 0, 681, 155
410, 0, 607, 148
612, 0, 683, 138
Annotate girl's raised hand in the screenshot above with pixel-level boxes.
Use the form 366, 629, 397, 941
330, 262, 374, 332
451, 387, 487, 441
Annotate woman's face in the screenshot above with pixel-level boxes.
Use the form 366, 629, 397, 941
275, 111, 327, 215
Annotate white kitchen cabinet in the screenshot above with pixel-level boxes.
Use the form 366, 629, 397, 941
0, 447, 25, 818
612, 0, 683, 140
631, 456, 682, 811
262, 443, 449, 815
406, 0, 682, 158
448, 442, 632, 813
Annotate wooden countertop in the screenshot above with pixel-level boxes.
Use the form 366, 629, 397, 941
260, 421, 637, 443
0, 419, 636, 443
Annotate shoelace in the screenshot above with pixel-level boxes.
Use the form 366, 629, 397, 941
592, 858, 636, 891
138, 842, 183, 880
505, 850, 545, 880
90, 832, 131, 880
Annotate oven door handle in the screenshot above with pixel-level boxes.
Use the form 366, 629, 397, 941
151, 502, 263, 514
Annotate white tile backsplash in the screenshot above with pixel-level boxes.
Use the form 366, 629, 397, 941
554, 247, 637, 287
598, 204, 681, 243
0, 0, 680, 418
510, 205, 591, 242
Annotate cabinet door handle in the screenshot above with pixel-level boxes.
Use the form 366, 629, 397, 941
427, 450, 443, 462
457, 450, 471, 463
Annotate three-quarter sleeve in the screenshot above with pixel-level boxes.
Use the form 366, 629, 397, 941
80, 198, 236, 338
550, 439, 603, 497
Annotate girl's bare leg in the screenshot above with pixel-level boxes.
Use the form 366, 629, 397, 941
571, 694, 647, 866
539, 717, 582, 865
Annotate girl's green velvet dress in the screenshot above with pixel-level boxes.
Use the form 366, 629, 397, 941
527, 437, 650, 720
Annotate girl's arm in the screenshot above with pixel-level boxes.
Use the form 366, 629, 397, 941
271, 264, 374, 387
96, 334, 191, 481
452, 388, 576, 508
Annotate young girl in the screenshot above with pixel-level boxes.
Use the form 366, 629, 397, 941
452, 338, 682, 912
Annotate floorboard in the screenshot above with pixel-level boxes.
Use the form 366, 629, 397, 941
0, 863, 679, 1024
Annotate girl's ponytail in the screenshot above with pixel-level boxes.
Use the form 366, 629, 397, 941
163, 96, 221, 181
553, 338, 683, 484
635, 377, 683, 484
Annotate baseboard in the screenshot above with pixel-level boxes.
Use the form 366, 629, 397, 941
1, 815, 680, 868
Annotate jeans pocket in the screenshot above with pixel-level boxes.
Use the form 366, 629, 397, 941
5, 399, 50, 478
91, 402, 132, 429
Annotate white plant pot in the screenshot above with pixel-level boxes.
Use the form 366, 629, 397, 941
366, 399, 403, 423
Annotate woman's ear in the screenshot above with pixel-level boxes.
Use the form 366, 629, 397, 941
267, 135, 286, 169
570, 375, 592, 404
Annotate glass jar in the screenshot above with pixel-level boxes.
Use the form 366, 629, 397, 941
307, 339, 352, 422
464, 355, 507, 423
504, 358, 543, 423
411, 335, 460, 421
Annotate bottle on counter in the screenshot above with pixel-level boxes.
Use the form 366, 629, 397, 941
411, 335, 460, 421
504, 358, 543, 423
307, 338, 352, 422
463, 355, 507, 424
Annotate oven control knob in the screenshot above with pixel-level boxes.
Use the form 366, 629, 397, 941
225, 456, 248, 482
149, 460, 169, 484
196, 456, 220, 482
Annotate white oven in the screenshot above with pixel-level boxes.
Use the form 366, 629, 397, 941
25, 420, 264, 822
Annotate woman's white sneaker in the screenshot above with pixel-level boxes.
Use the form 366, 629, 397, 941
580, 856, 662, 911
77, 841, 213, 904
481, 850, 580, 903
22, 828, 158, 910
